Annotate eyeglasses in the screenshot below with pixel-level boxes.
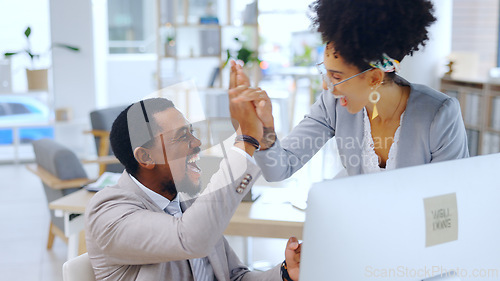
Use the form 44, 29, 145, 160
316, 62, 372, 93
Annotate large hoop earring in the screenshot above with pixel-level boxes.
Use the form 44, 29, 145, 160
369, 90, 381, 120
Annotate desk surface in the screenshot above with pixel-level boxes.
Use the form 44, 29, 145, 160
49, 187, 305, 239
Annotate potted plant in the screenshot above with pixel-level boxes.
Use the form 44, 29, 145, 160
3, 26, 79, 91
223, 37, 260, 68
223, 37, 261, 84
164, 35, 176, 57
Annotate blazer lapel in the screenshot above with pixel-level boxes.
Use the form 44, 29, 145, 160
179, 193, 196, 212
116, 171, 164, 212
180, 193, 226, 280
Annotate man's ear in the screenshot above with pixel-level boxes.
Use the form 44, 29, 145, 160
134, 147, 155, 170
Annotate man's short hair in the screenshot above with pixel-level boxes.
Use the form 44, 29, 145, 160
110, 98, 175, 176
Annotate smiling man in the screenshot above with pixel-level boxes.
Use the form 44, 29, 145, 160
84, 97, 300, 281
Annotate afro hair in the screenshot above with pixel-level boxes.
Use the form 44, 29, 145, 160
310, 0, 436, 72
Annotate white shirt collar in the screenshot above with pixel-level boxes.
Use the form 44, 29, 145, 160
128, 173, 179, 211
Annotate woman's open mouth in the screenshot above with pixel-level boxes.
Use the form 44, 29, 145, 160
339, 96, 347, 107
332, 93, 348, 107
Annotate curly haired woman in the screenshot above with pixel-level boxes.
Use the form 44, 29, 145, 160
229, 0, 468, 179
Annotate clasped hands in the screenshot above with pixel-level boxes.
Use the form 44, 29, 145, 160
228, 60, 276, 150
228, 61, 301, 280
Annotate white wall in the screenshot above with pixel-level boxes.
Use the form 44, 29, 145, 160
93, 0, 109, 109
49, 0, 97, 121
106, 54, 157, 107
398, 0, 452, 89
106, 57, 218, 108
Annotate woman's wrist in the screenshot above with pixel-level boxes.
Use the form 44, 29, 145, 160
260, 126, 277, 150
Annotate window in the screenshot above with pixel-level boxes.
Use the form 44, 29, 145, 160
0, 104, 6, 116
10, 103, 31, 115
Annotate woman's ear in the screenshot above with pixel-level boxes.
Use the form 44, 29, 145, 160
369, 68, 385, 87
134, 147, 155, 170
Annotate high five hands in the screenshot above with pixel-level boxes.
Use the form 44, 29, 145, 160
229, 61, 301, 279
228, 60, 277, 150
228, 63, 264, 148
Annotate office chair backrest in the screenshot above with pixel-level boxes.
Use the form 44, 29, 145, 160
33, 138, 88, 181
89, 105, 127, 173
90, 105, 127, 133
63, 253, 96, 281
32, 138, 87, 229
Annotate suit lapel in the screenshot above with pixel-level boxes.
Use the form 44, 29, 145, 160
120, 174, 226, 280
179, 193, 196, 212
116, 171, 164, 212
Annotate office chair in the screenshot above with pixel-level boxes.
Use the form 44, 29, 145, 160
87, 105, 127, 175
31, 138, 89, 249
62, 253, 96, 281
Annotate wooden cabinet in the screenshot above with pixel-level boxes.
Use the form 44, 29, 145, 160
440, 77, 500, 156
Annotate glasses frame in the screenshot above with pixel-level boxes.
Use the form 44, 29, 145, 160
316, 62, 372, 93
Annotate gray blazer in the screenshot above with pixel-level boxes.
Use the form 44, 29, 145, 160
85, 149, 281, 281
255, 76, 469, 180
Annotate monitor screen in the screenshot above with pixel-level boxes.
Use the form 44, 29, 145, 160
300, 153, 500, 281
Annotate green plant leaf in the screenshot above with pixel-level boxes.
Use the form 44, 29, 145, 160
65, 46, 80, 52
25, 26, 31, 38
54, 43, 80, 52
27, 52, 34, 60
4, 52, 18, 57
237, 48, 253, 64
222, 49, 231, 68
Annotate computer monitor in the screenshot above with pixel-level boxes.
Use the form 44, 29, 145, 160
300, 153, 500, 281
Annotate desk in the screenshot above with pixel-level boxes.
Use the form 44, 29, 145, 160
49, 187, 305, 260
49, 189, 94, 259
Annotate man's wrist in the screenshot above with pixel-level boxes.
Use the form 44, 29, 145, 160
233, 141, 257, 156
280, 260, 294, 281
235, 135, 260, 151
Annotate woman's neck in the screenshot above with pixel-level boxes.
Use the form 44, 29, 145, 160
366, 82, 409, 124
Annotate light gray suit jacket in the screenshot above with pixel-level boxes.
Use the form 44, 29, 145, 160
255, 76, 469, 180
85, 149, 281, 281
